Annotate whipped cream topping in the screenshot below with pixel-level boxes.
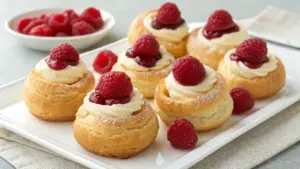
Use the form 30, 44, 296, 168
35, 58, 87, 84
165, 66, 217, 100
83, 88, 144, 118
143, 12, 188, 42
224, 49, 278, 79
118, 46, 174, 71
197, 22, 248, 52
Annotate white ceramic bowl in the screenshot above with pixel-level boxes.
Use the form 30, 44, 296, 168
4, 8, 115, 51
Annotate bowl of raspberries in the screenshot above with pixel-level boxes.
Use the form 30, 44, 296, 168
5, 7, 115, 51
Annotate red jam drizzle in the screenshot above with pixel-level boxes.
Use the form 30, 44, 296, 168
230, 54, 269, 69
203, 25, 239, 39
151, 18, 185, 30
125, 47, 162, 68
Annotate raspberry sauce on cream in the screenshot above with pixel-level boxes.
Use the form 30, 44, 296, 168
230, 54, 269, 69
203, 25, 239, 39
151, 19, 185, 30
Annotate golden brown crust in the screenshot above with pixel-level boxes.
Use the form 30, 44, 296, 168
23, 71, 95, 121
73, 101, 159, 159
128, 9, 187, 58
112, 60, 174, 98
217, 57, 286, 99
154, 74, 233, 131
187, 27, 239, 70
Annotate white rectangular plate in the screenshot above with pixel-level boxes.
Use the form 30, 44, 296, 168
1, 22, 300, 169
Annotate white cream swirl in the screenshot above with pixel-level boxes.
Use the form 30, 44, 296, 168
197, 22, 248, 52
35, 58, 87, 84
165, 66, 217, 100
143, 12, 188, 42
224, 49, 278, 79
118, 46, 174, 71
83, 88, 144, 118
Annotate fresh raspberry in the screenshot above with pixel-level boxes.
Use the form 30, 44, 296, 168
49, 43, 80, 66
55, 32, 69, 37
105, 96, 131, 105
67, 18, 83, 34
173, 56, 206, 86
63, 9, 79, 20
71, 21, 96, 36
235, 38, 268, 64
133, 34, 159, 57
45, 58, 68, 70
95, 71, 133, 99
39, 14, 48, 23
80, 7, 104, 29
22, 19, 44, 34
89, 91, 105, 105
167, 119, 198, 149
29, 24, 53, 37
157, 2, 181, 25
17, 17, 33, 33
48, 13, 69, 33
230, 88, 255, 114
204, 9, 236, 32
93, 50, 118, 74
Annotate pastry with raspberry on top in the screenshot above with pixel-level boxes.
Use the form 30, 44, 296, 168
154, 56, 233, 131
128, 2, 188, 58
187, 9, 248, 70
23, 43, 95, 121
217, 38, 286, 99
73, 71, 159, 158
113, 34, 175, 98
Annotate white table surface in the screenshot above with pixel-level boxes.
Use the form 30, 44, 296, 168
1, 0, 300, 168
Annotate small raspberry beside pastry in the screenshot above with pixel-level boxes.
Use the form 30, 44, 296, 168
23, 43, 95, 121
128, 2, 188, 58
217, 38, 286, 99
187, 9, 248, 70
92, 50, 118, 82
73, 71, 159, 158
154, 56, 233, 131
113, 34, 175, 98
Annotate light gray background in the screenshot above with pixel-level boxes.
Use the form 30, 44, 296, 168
0, 0, 300, 168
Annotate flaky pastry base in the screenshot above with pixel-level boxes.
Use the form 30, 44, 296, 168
73, 101, 159, 159
187, 27, 240, 70
217, 57, 286, 99
112, 61, 173, 98
23, 70, 95, 121
154, 74, 233, 131
128, 9, 187, 58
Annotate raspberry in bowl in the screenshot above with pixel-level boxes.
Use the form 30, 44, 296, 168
5, 8, 115, 51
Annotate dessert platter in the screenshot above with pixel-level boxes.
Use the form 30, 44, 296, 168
1, 2, 300, 169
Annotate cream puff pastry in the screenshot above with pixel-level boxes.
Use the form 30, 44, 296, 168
24, 43, 95, 121
73, 71, 158, 158
154, 56, 233, 131
113, 34, 175, 98
128, 2, 188, 58
187, 9, 248, 70
218, 38, 286, 99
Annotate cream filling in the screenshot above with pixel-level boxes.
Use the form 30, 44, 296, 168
35, 58, 87, 84
197, 22, 248, 53
224, 49, 278, 79
118, 46, 174, 71
143, 12, 188, 42
83, 88, 144, 118
165, 66, 217, 101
